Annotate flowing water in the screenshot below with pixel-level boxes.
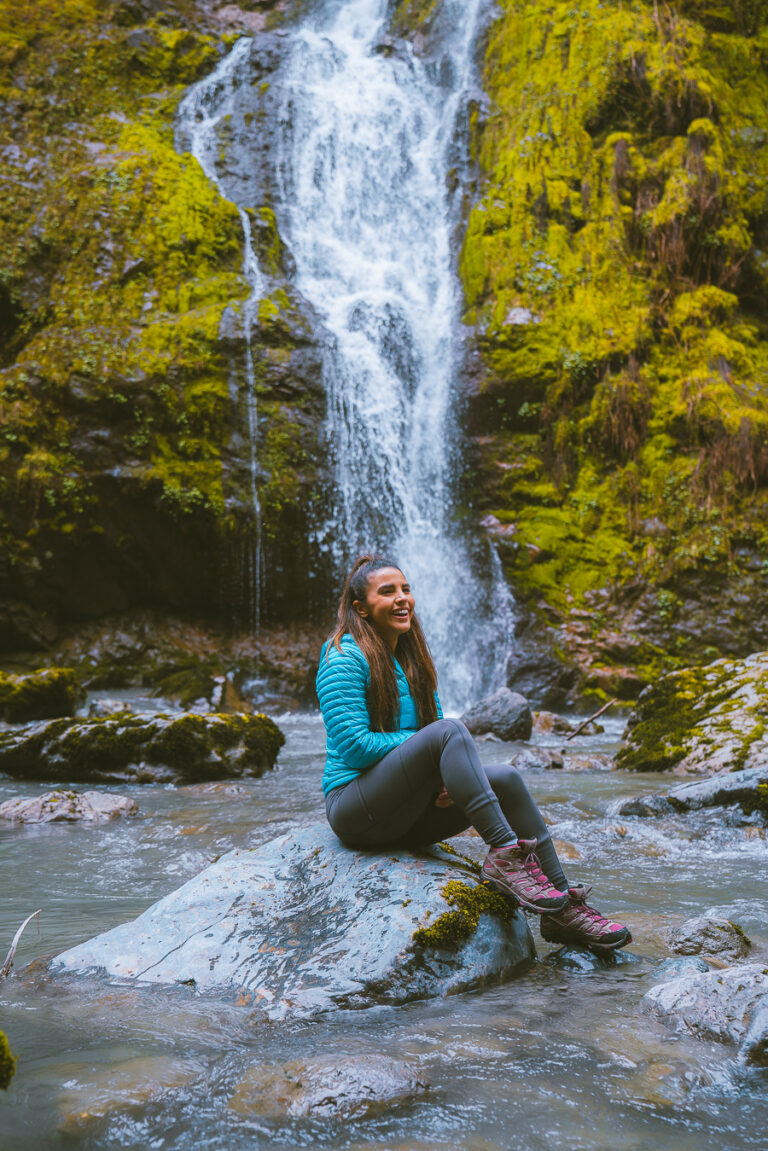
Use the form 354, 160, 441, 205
2, 701, 767, 1148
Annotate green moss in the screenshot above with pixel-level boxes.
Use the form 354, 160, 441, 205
390, 0, 440, 36
464, 0, 768, 664
0, 668, 84, 723
742, 781, 768, 820
411, 879, 516, 951
0, 1029, 16, 1091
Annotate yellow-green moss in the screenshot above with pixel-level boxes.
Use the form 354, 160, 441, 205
411, 879, 516, 951
0, 1029, 16, 1091
0, 668, 84, 723
465, 0, 768, 659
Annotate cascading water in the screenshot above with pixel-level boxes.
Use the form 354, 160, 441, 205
176, 41, 263, 630
274, 0, 515, 706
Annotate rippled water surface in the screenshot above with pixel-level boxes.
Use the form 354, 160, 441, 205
2, 706, 767, 1149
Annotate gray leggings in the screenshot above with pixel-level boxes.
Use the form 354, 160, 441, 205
325, 718, 568, 890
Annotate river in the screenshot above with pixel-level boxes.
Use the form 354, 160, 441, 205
2, 699, 767, 1148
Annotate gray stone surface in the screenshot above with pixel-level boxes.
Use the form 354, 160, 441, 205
0, 711, 284, 784
462, 688, 533, 742
51, 825, 535, 1017
652, 957, 710, 982
615, 765, 768, 818
228, 1054, 428, 1119
0, 790, 137, 823
642, 963, 768, 1064
667, 916, 752, 963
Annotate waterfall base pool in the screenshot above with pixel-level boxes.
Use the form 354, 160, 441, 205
1, 709, 767, 1149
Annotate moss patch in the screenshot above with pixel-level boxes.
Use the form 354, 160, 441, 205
411, 879, 516, 951
0, 667, 84, 723
0, 1029, 16, 1091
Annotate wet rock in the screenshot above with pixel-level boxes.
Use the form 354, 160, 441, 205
615, 764, 768, 818
652, 957, 710, 982
511, 747, 563, 770
87, 699, 134, 718
532, 711, 575, 735
229, 1054, 428, 1119
552, 838, 581, 860
544, 946, 639, 972
0, 712, 284, 784
57, 1056, 200, 1133
51, 825, 535, 1017
0, 668, 84, 723
562, 753, 612, 772
642, 963, 768, 1063
616, 651, 768, 774
0, 790, 138, 823
667, 917, 752, 963
462, 688, 533, 742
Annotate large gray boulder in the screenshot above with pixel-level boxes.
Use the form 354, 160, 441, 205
667, 917, 751, 963
642, 963, 768, 1065
462, 688, 533, 742
0, 711, 284, 784
616, 651, 768, 774
614, 764, 768, 818
51, 825, 535, 1018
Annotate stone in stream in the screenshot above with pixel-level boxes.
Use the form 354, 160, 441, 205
667, 916, 752, 963
652, 956, 710, 982
0, 790, 137, 823
614, 764, 768, 819
642, 963, 768, 1065
228, 1054, 428, 1119
615, 651, 768, 774
0, 711, 284, 784
462, 688, 533, 742
50, 825, 535, 1018
0, 668, 85, 724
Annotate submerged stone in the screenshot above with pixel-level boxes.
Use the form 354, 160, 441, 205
652, 957, 710, 982
51, 825, 535, 1017
228, 1054, 428, 1119
0, 790, 137, 824
0, 712, 284, 784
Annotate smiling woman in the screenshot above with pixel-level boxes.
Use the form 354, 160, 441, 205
316, 555, 632, 952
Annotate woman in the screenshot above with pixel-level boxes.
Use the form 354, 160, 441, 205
317, 554, 631, 951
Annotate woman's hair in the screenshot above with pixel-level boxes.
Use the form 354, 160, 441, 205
329, 554, 438, 733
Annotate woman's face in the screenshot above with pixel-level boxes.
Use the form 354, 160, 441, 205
354, 566, 415, 650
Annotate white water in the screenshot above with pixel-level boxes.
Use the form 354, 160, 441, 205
274, 0, 515, 706
176, 41, 263, 629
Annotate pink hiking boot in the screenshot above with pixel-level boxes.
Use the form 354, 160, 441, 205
482, 838, 569, 913
540, 884, 632, 952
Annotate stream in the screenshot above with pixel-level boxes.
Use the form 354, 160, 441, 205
2, 701, 767, 1148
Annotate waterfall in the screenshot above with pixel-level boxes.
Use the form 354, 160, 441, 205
273, 0, 515, 707
176, 40, 263, 629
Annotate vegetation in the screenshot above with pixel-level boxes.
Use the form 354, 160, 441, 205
464, 0, 768, 689
0, 667, 84, 722
412, 878, 516, 950
0, 1029, 16, 1090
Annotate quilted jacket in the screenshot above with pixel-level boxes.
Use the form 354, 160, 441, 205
316, 633, 442, 794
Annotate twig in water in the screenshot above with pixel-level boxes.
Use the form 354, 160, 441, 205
1, 910, 42, 979
565, 698, 618, 741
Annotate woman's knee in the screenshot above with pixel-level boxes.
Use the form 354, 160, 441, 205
430, 717, 471, 744
485, 763, 530, 801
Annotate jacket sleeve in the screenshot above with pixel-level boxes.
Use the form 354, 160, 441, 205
316, 642, 411, 773
435, 692, 443, 719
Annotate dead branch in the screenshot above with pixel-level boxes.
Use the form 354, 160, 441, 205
565, 698, 618, 741
1, 910, 42, 979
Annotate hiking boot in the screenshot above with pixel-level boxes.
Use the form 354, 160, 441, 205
482, 838, 569, 913
540, 884, 632, 952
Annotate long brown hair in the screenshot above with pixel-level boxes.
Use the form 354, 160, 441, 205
328, 554, 439, 733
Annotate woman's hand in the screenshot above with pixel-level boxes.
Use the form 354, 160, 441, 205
434, 787, 453, 808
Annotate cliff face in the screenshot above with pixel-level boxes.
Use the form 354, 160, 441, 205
463, 0, 768, 700
0, 0, 328, 651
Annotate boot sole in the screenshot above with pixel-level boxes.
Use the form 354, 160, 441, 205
482, 876, 570, 915
540, 927, 633, 952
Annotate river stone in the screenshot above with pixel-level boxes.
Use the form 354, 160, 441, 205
0, 790, 137, 823
0, 711, 284, 784
652, 957, 710, 981
642, 963, 768, 1064
614, 764, 768, 818
228, 1054, 428, 1119
462, 688, 533, 742
667, 917, 752, 962
511, 747, 563, 770
0, 668, 85, 724
51, 825, 535, 1017
532, 711, 575, 735
616, 651, 768, 774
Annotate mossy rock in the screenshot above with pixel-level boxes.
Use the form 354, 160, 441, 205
0, 1029, 16, 1091
0, 710, 284, 784
616, 651, 768, 773
0, 667, 84, 723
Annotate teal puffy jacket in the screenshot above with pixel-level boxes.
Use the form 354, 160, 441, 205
316, 634, 442, 794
